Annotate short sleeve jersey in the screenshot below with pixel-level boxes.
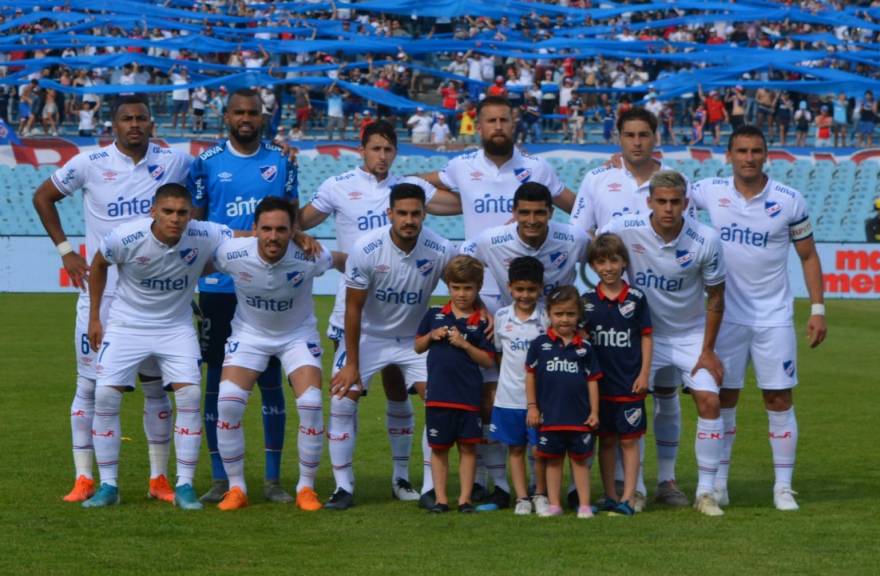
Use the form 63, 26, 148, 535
582, 283, 652, 400
526, 330, 603, 432
602, 214, 725, 337
417, 304, 495, 411
100, 218, 231, 329
51, 142, 192, 293
461, 221, 589, 306
187, 140, 298, 293
345, 225, 452, 338
493, 305, 547, 409
213, 237, 332, 340
689, 176, 812, 327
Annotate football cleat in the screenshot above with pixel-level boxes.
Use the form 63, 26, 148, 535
391, 478, 420, 501
63, 475, 95, 502
608, 501, 636, 516
428, 503, 450, 514
514, 498, 533, 515
715, 488, 730, 508
532, 494, 550, 516
595, 496, 618, 512
471, 482, 488, 503
82, 483, 120, 508
632, 490, 647, 512
538, 504, 564, 517
147, 475, 175, 503
694, 493, 724, 517
458, 502, 476, 513
418, 489, 436, 510
296, 487, 322, 511
218, 487, 249, 511
199, 479, 229, 504
773, 487, 799, 511
263, 480, 294, 504
325, 488, 354, 511
174, 484, 203, 510
655, 480, 689, 507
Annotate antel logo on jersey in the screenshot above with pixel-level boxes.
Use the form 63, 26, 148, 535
608, 182, 623, 192
286, 270, 305, 287
514, 168, 532, 183
260, 165, 278, 182
474, 193, 514, 214
218, 171, 233, 182
634, 269, 684, 292
549, 251, 568, 270
765, 200, 782, 218
180, 248, 199, 266
591, 324, 631, 348
545, 357, 579, 373
416, 258, 434, 276
147, 164, 165, 181
675, 249, 694, 268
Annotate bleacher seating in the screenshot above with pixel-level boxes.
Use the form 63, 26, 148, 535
1, 158, 876, 242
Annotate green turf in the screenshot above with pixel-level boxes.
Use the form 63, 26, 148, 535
1, 294, 877, 575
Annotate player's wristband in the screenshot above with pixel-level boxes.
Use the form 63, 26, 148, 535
527, 402, 537, 407
810, 303, 826, 316
56, 240, 74, 257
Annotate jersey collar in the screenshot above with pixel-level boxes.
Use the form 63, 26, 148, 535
546, 328, 584, 346
597, 282, 630, 303
110, 141, 150, 166
440, 302, 483, 325
731, 175, 772, 203
357, 166, 391, 186
478, 146, 521, 174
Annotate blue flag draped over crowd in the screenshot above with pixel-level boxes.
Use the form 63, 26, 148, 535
1, 0, 879, 111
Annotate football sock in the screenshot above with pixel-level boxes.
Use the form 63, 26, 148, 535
768, 407, 797, 491
93, 386, 123, 487
173, 384, 202, 487
484, 429, 509, 492
71, 376, 96, 479
695, 417, 723, 497
386, 398, 414, 483
527, 445, 537, 489
475, 442, 488, 488
142, 378, 171, 479
654, 390, 681, 483
295, 387, 324, 492
257, 366, 285, 482
636, 435, 646, 495
421, 427, 434, 495
328, 396, 357, 493
217, 380, 250, 492
716, 407, 737, 491
203, 364, 226, 481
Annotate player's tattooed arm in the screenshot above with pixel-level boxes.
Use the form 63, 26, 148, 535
87, 251, 111, 352
425, 189, 463, 216
794, 236, 827, 348
33, 179, 89, 290
693, 282, 725, 385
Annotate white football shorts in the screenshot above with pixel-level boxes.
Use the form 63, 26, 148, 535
223, 327, 323, 377
96, 322, 201, 388
716, 322, 798, 390
651, 331, 719, 393
332, 333, 426, 392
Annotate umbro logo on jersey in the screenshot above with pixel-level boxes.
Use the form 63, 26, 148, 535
541, 342, 553, 351
348, 191, 363, 200
375, 264, 390, 273
435, 313, 445, 319
180, 248, 199, 265
718, 197, 732, 208
583, 302, 595, 312
631, 243, 646, 255
135, 256, 151, 266
102, 170, 117, 182
549, 251, 568, 270
260, 165, 278, 182
675, 250, 694, 268
286, 270, 305, 287
608, 182, 623, 192
514, 168, 531, 183
218, 171, 233, 182
416, 258, 434, 277
469, 171, 483, 181
147, 164, 165, 181
575, 347, 586, 357
765, 200, 782, 218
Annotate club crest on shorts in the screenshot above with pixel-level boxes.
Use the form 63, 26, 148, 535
625, 407, 643, 427
514, 167, 532, 183
765, 200, 782, 218
618, 300, 636, 318
260, 165, 278, 182
286, 270, 305, 287
416, 258, 434, 276
147, 164, 165, 181
783, 360, 796, 378
675, 249, 694, 268
307, 341, 322, 358
582, 433, 592, 445
180, 247, 199, 265
549, 251, 568, 270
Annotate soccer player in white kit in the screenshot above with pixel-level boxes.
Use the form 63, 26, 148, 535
421, 95, 576, 499
298, 121, 450, 502
32, 94, 192, 503
326, 183, 453, 510
211, 197, 344, 511
570, 107, 691, 510
603, 170, 729, 516
83, 184, 232, 509
689, 125, 827, 511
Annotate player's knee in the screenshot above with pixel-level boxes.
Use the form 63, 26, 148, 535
719, 388, 739, 407
508, 445, 525, 457
296, 386, 323, 409
174, 384, 201, 410
330, 395, 358, 419
619, 436, 638, 448
94, 386, 123, 413
763, 389, 792, 411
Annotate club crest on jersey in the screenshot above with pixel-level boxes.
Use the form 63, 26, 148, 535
135, 256, 151, 266
180, 248, 199, 265
608, 182, 623, 192
286, 270, 305, 287
375, 264, 390, 273
765, 200, 782, 218
218, 171, 233, 182
783, 360, 796, 378
147, 164, 165, 181
549, 251, 568, 270
307, 342, 322, 358
675, 249, 694, 268
514, 168, 532, 183
631, 243, 646, 255
618, 300, 636, 318
416, 258, 434, 277
625, 407, 643, 427
260, 165, 278, 182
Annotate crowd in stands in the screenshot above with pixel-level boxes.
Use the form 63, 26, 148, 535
1, 1, 880, 147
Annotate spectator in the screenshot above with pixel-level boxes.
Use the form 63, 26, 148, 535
191, 86, 208, 134
487, 76, 508, 98
775, 93, 794, 146
832, 92, 849, 148
169, 64, 190, 131
406, 107, 432, 143
699, 86, 728, 146
857, 90, 876, 148
599, 103, 616, 144
41, 88, 59, 136
866, 197, 880, 243
692, 102, 706, 145
815, 106, 832, 147
726, 85, 747, 131
458, 100, 477, 144
568, 93, 586, 144
430, 113, 451, 148
17, 79, 37, 136
754, 87, 776, 137
794, 101, 813, 147
520, 96, 542, 143
77, 100, 96, 137
660, 102, 676, 146
259, 86, 278, 138
325, 83, 346, 141
293, 85, 312, 132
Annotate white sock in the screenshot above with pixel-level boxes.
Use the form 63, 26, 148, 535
484, 428, 509, 492
421, 426, 433, 495
695, 417, 723, 497
71, 376, 95, 479
386, 398, 414, 483
173, 384, 202, 487
296, 387, 324, 491
93, 386, 123, 487
716, 407, 737, 491
768, 407, 797, 491
217, 380, 250, 492
654, 391, 681, 483
142, 379, 172, 479
328, 396, 357, 493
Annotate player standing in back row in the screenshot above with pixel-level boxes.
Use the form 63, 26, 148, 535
689, 125, 826, 511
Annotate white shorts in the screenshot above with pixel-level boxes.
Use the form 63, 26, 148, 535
75, 293, 159, 381
651, 332, 719, 394
332, 333, 427, 392
326, 279, 347, 341
716, 322, 798, 390
96, 323, 201, 388
223, 328, 323, 377
479, 293, 503, 383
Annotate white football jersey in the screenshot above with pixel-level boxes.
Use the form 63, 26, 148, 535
52, 142, 192, 291
213, 237, 332, 340
462, 221, 590, 306
438, 147, 565, 294
602, 214, 725, 337
493, 305, 547, 409
689, 176, 812, 327
570, 162, 683, 232
100, 218, 231, 329
345, 225, 452, 338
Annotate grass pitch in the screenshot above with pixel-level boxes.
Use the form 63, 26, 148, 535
1, 294, 877, 575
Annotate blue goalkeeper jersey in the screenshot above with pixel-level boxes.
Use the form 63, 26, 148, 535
188, 140, 298, 293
